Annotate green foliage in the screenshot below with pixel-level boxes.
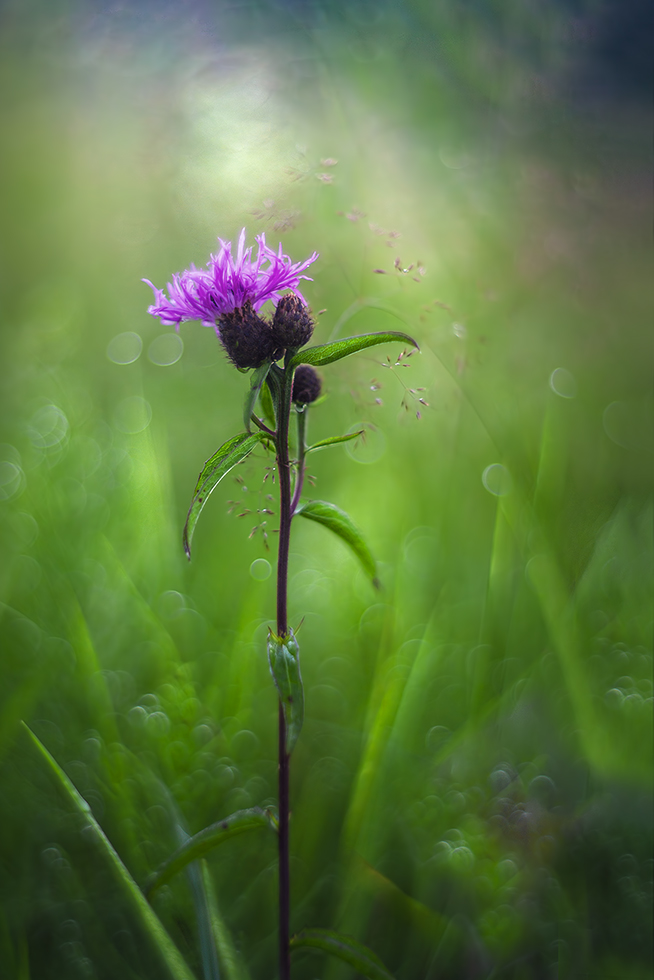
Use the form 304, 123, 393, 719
146, 809, 278, 897
294, 499, 379, 587
290, 332, 418, 369
306, 430, 364, 454
183, 433, 270, 558
260, 383, 276, 428
19, 724, 196, 980
291, 928, 395, 979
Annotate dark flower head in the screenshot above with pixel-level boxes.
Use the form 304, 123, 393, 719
291, 364, 322, 405
217, 303, 279, 370
271, 295, 315, 350
143, 229, 319, 367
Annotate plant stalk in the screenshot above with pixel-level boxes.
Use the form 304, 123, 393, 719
275, 362, 293, 980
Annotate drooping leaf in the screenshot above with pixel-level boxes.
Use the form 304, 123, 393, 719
306, 430, 364, 454
18, 723, 197, 980
183, 432, 268, 559
145, 808, 277, 897
290, 928, 395, 980
290, 331, 419, 369
294, 500, 379, 588
267, 629, 304, 755
243, 361, 272, 432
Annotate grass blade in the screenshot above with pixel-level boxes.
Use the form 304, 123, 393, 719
201, 861, 252, 980
18, 723, 197, 980
145, 808, 277, 897
291, 928, 395, 980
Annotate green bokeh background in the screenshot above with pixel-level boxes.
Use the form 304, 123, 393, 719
0, 2, 651, 978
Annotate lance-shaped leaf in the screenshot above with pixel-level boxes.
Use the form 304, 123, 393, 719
290, 928, 395, 980
184, 432, 268, 558
290, 331, 419, 369
243, 361, 273, 432
306, 430, 364, 454
145, 808, 278, 898
19, 724, 197, 980
267, 629, 304, 755
294, 500, 379, 588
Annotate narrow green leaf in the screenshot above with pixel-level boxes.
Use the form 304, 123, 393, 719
170, 824, 221, 980
290, 928, 395, 980
243, 361, 272, 432
294, 500, 379, 588
145, 808, 277, 897
267, 629, 304, 755
183, 432, 267, 558
200, 862, 252, 980
290, 331, 419, 368
19, 723, 197, 980
260, 380, 276, 427
306, 430, 364, 454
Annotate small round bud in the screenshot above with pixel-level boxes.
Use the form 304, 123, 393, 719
217, 303, 279, 369
292, 364, 322, 405
271, 295, 315, 350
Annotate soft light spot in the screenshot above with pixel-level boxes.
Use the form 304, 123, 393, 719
27, 404, 69, 449
106, 331, 142, 365
148, 333, 184, 366
603, 400, 650, 451
549, 367, 577, 398
482, 463, 511, 496
114, 396, 152, 434
345, 422, 386, 464
0, 460, 24, 501
439, 146, 473, 169
157, 590, 186, 619
250, 558, 271, 581
146, 711, 171, 737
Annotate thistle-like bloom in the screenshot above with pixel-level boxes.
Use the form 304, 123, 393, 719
143, 229, 318, 330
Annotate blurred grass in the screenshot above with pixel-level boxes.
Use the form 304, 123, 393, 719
0, 1, 652, 978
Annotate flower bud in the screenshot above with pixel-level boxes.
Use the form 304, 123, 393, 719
271, 295, 315, 350
292, 364, 322, 405
217, 303, 279, 369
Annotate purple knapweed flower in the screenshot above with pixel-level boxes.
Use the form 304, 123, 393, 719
143, 230, 319, 369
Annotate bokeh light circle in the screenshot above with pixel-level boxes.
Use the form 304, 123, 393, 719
250, 558, 271, 581
482, 463, 512, 497
0, 460, 24, 501
114, 396, 152, 434
345, 423, 386, 464
148, 333, 184, 366
549, 367, 577, 398
107, 331, 142, 365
